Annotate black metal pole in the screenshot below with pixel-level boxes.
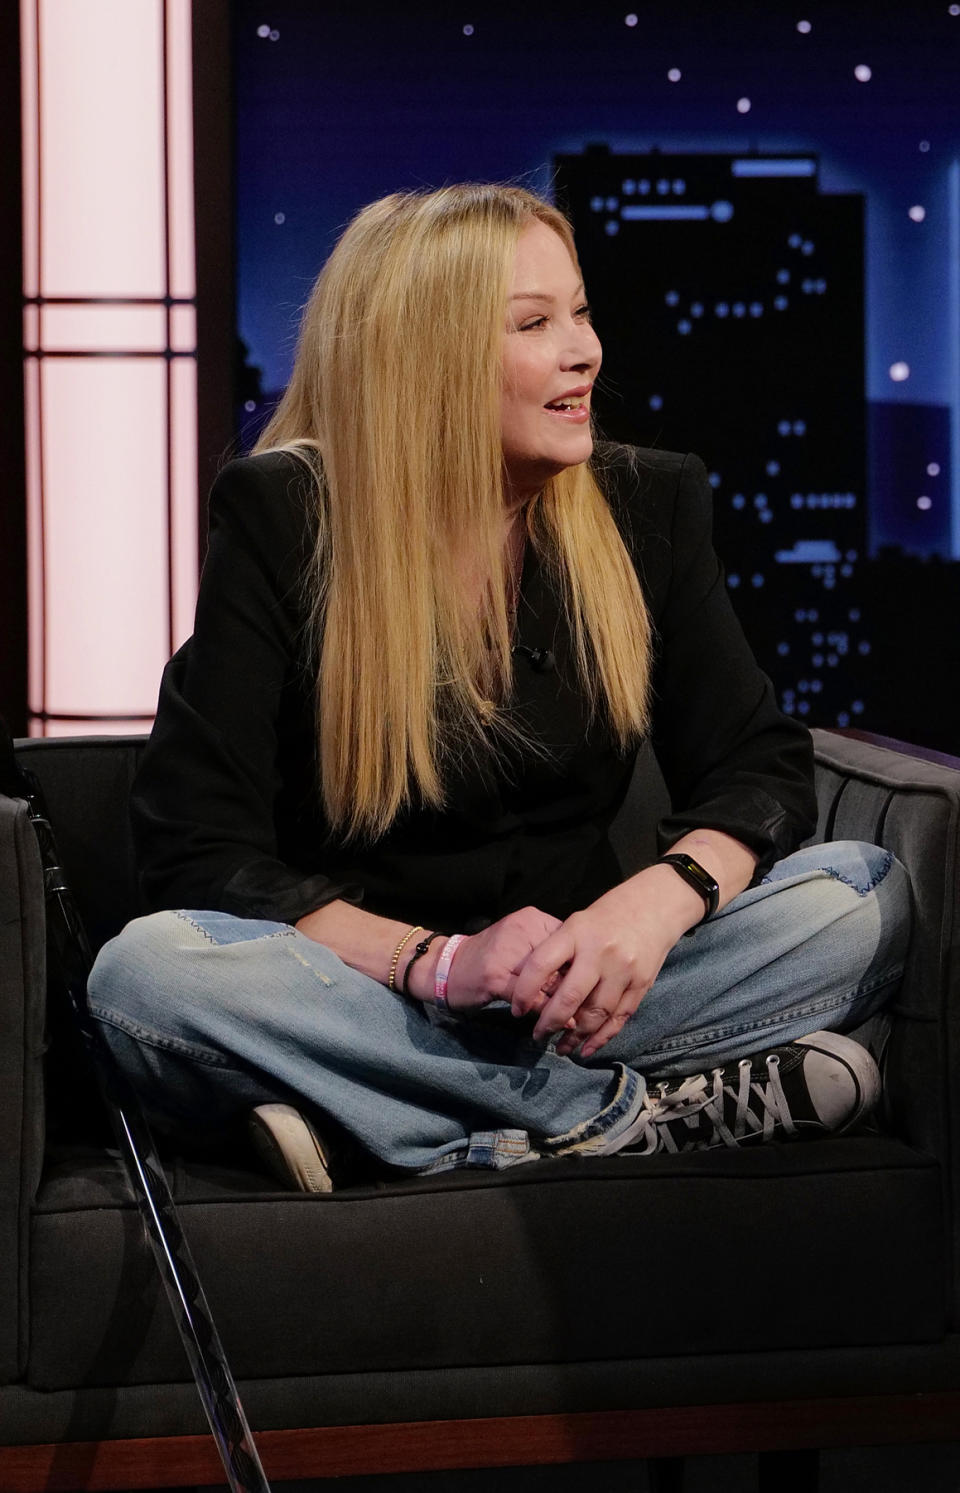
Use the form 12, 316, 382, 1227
2, 725, 271, 1493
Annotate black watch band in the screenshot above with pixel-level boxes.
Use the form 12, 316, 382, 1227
656, 853, 720, 925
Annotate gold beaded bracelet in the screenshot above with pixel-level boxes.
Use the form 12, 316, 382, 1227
388, 925, 423, 992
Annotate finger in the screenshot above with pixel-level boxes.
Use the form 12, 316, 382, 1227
556, 1027, 587, 1057
511, 931, 576, 1016
580, 995, 645, 1059
569, 976, 625, 1036
500, 964, 560, 1016
552, 977, 625, 1054
532, 965, 605, 1040
507, 958, 565, 995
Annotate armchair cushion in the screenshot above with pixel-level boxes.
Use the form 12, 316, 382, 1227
2, 727, 959, 1457
26, 1138, 943, 1398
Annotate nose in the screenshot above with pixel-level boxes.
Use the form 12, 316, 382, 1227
561, 317, 602, 375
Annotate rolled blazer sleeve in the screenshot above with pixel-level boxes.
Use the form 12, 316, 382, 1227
131, 453, 362, 922
621, 449, 817, 874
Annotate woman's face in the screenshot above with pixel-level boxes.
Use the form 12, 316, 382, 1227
500, 219, 602, 501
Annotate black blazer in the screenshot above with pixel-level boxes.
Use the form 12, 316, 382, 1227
131, 444, 816, 931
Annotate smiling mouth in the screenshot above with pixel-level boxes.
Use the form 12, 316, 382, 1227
543, 396, 591, 423
544, 396, 588, 411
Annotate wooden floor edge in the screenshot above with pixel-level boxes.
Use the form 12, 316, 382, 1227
2, 1392, 960, 1490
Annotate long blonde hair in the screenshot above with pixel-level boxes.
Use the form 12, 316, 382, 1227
255, 184, 651, 840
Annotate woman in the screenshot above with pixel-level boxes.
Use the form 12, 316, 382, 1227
87, 184, 909, 1188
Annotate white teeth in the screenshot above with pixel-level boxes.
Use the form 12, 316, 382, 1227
547, 397, 584, 410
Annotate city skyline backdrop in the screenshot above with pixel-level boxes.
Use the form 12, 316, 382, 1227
232, 0, 960, 750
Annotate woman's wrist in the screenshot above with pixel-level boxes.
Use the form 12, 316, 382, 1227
296, 900, 446, 995
403, 939, 447, 1003
296, 902, 463, 1005
648, 862, 711, 933
609, 863, 707, 943
432, 933, 468, 1009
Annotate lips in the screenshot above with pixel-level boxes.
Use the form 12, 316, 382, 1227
545, 398, 590, 425
544, 385, 592, 421
544, 385, 592, 412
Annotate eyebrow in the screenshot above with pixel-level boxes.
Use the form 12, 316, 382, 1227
509, 283, 585, 302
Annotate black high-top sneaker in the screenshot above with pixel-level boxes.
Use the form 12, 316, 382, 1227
592, 1031, 880, 1157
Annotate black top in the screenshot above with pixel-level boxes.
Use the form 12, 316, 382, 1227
131, 443, 816, 931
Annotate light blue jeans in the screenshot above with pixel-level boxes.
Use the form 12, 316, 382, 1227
87, 841, 910, 1173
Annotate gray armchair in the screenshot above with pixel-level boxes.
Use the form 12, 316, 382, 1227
1, 728, 958, 1490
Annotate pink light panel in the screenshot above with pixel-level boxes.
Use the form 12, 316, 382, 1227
166, 0, 196, 299
39, 0, 166, 299
38, 304, 170, 352
41, 360, 169, 715
21, 0, 198, 737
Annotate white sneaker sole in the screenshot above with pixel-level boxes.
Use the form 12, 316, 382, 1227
249, 1103, 334, 1193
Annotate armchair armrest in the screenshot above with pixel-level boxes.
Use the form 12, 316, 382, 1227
812, 727, 960, 1306
0, 791, 48, 1384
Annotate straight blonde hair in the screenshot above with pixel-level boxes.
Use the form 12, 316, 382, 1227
255, 184, 651, 840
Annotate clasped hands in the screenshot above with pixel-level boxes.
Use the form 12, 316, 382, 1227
440, 870, 700, 1059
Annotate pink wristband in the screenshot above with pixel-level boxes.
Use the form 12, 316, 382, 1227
434, 933, 466, 1010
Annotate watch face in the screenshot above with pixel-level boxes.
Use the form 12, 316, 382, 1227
684, 857, 713, 891
662, 854, 719, 916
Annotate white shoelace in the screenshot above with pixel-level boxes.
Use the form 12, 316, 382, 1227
638, 1055, 798, 1153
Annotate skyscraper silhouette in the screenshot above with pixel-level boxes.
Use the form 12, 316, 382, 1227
556, 145, 869, 729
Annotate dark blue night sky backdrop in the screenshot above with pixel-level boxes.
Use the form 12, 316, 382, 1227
233, 0, 960, 750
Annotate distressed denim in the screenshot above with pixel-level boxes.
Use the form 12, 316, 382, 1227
87, 840, 910, 1172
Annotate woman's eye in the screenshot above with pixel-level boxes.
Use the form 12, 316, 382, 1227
575, 303, 592, 321
519, 316, 547, 332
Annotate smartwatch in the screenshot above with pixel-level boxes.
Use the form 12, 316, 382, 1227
656, 853, 720, 925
